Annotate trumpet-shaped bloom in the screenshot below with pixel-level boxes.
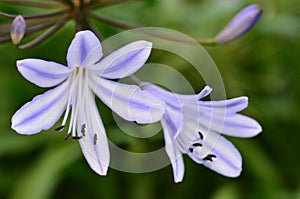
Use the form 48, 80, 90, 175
143, 83, 262, 183
11, 30, 165, 175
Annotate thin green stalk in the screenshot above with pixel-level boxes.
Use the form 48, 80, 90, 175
91, 13, 217, 46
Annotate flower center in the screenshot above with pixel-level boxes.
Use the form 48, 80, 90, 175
188, 132, 217, 162
55, 66, 89, 141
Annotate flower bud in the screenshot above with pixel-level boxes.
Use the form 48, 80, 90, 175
10, 15, 26, 45
215, 4, 262, 44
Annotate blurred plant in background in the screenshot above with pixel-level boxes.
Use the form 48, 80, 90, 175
0, 0, 299, 199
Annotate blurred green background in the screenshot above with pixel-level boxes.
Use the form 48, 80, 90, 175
0, 0, 299, 199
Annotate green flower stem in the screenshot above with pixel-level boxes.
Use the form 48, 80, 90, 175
0, 10, 67, 20
18, 15, 70, 49
90, 0, 137, 9
91, 13, 217, 46
0, 0, 62, 9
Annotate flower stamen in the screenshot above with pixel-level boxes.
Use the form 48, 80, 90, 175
192, 143, 203, 147
54, 125, 65, 132
72, 136, 82, 140
64, 132, 71, 141
203, 154, 217, 162
93, 134, 97, 145
57, 67, 88, 141
81, 123, 86, 136
198, 132, 204, 140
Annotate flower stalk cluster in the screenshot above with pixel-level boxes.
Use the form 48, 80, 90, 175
0, 1, 262, 48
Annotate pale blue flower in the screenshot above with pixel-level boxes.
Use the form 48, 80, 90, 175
215, 4, 263, 44
143, 84, 262, 183
11, 30, 165, 175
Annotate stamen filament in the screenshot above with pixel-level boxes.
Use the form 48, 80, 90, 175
71, 68, 84, 138
66, 70, 80, 136
61, 70, 78, 126
64, 132, 71, 141
75, 68, 90, 139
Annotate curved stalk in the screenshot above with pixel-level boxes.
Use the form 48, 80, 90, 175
18, 15, 70, 49
91, 13, 217, 46
0, 0, 63, 9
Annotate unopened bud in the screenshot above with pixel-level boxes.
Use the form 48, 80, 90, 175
10, 15, 26, 45
215, 4, 262, 44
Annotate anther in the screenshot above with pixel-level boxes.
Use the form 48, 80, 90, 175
192, 143, 203, 147
72, 136, 82, 140
189, 148, 193, 153
55, 125, 65, 132
198, 132, 204, 140
93, 134, 97, 145
81, 124, 86, 136
203, 154, 217, 162
64, 133, 71, 141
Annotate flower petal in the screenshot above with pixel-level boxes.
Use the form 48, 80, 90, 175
198, 96, 248, 114
196, 86, 213, 100
67, 30, 102, 69
174, 96, 261, 144
199, 104, 262, 137
163, 107, 184, 137
17, 59, 70, 88
11, 80, 70, 134
142, 83, 200, 107
92, 40, 152, 79
90, 77, 165, 124
78, 90, 109, 175
162, 116, 185, 183
188, 131, 242, 177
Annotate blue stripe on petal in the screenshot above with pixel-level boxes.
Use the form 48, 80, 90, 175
198, 96, 248, 114
11, 80, 70, 134
142, 83, 199, 108
67, 30, 103, 68
79, 90, 109, 175
17, 59, 70, 88
91, 77, 165, 124
202, 135, 242, 177
199, 110, 262, 137
92, 40, 152, 79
